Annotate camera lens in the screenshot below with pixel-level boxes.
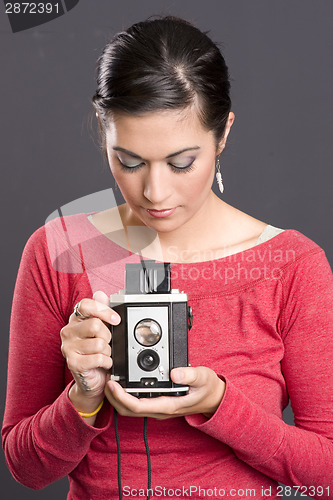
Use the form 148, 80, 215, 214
134, 319, 162, 346
137, 349, 160, 372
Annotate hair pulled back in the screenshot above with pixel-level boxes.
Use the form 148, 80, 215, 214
92, 17, 231, 147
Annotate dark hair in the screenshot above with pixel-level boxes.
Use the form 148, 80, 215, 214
92, 16, 231, 148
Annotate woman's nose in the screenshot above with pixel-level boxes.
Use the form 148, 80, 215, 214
143, 164, 172, 205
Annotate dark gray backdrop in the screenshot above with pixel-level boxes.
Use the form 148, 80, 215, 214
1, 1, 332, 498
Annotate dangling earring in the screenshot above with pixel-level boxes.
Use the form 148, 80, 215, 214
215, 157, 224, 194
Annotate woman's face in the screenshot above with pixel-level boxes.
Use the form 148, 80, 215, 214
105, 107, 233, 233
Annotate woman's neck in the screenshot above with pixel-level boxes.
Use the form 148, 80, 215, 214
120, 195, 266, 263
90, 196, 267, 264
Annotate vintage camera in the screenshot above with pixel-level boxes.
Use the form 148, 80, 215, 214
109, 261, 193, 397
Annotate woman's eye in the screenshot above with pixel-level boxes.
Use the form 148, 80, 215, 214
116, 155, 195, 173
169, 158, 195, 172
117, 158, 144, 171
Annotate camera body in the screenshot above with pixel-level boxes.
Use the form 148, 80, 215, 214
110, 261, 192, 397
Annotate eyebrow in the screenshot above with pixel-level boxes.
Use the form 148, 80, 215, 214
113, 146, 200, 160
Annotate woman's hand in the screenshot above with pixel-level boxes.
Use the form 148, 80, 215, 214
104, 366, 226, 420
60, 291, 120, 419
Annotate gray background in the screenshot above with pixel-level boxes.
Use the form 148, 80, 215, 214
1, 0, 332, 498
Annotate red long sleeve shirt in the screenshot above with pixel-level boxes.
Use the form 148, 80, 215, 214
2, 214, 333, 499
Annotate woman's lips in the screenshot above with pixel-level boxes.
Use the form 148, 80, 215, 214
145, 207, 177, 218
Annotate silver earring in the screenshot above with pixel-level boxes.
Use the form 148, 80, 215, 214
216, 157, 224, 194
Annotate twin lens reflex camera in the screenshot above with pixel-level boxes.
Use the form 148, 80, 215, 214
109, 261, 193, 397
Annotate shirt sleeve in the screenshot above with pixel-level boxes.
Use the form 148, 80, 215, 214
1, 226, 113, 489
185, 249, 333, 497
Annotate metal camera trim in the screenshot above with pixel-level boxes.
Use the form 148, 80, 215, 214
127, 305, 170, 383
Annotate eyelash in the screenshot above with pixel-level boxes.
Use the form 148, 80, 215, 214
117, 159, 195, 174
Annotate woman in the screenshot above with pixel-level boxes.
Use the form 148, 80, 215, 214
2, 16, 333, 499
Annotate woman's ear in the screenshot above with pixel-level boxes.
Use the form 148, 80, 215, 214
217, 112, 235, 154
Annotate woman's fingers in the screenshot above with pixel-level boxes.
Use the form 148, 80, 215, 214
74, 337, 112, 357
61, 293, 120, 371
60, 319, 113, 369
60, 292, 122, 397
105, 381, 184, 418
92, 290, 110, 304
69, 297, 121, 326
67, 351, 113, 373
104, 367, 226, 419
61, 317, 110, 345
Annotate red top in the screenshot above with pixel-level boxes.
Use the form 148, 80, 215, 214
2, 214, 333, 499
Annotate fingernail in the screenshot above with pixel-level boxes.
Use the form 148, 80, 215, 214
111, 314, 121, 324
173, 369, 184, 382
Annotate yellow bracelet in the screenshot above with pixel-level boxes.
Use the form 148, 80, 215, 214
78, 400, 104, 418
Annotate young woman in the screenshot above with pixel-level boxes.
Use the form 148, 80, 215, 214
2, 16, 333, 499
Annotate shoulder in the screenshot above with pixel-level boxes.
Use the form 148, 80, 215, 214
264, 228, 325, 263
25, 212, 94, 253
23, 213, 96, 274
279, 229, 321, 251
243, 227, 331, 287
27, 213, 93, 244
277, 231, 333, 341
273, 229, 332, 288
44, 212, 95, 239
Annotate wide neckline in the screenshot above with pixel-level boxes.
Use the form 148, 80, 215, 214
84, 212, 289, 266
